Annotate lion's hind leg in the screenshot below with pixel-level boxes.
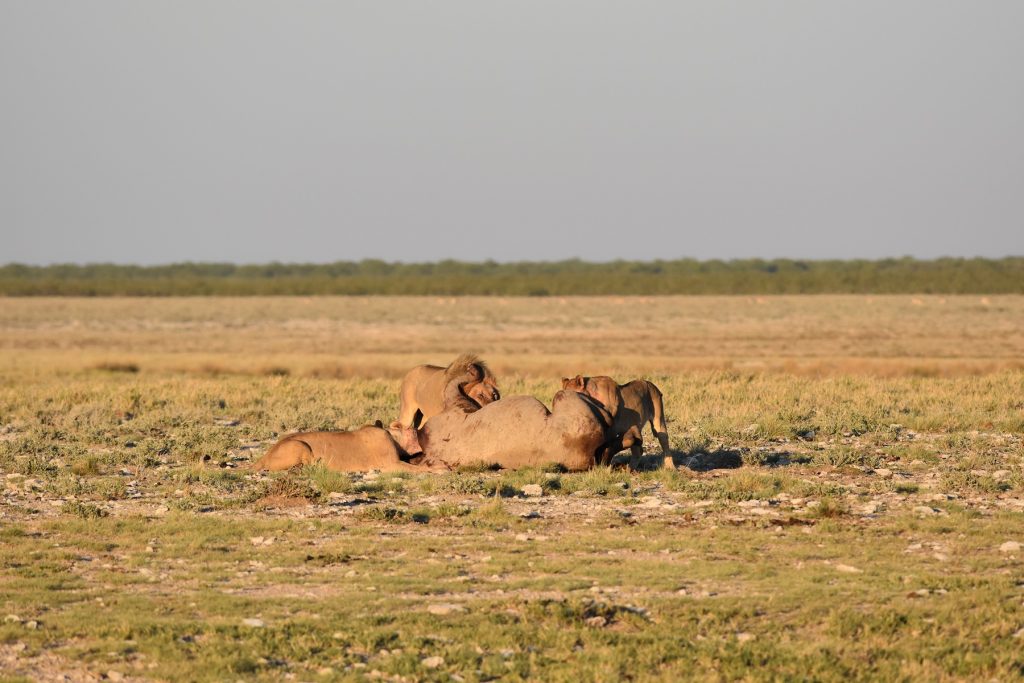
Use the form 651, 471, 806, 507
252, 439, 314, 471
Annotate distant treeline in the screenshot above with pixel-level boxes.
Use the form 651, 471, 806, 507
1, 258, 1022, 296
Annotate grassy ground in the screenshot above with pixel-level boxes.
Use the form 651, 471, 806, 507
1, 296, 1023, 681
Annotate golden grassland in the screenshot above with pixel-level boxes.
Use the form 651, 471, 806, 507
1, 295, 1023, 378
1, 296, 1023, 681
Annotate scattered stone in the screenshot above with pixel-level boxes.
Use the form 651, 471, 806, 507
521, 484, 543, 497
519, 510, 541, 519
736, 632, 755, 643
913, 506, 939, 516
834, 564, 863, 574
999, 541, 1021, 553
25, 620, 38, 630
242, 618, 265, 628
250, 536, 274, 546
318, 667, 335, 676
422, 656, 445, 669
993, 470, 1011, 481
3, 614, 21, 623
106, 671, 125, 682
859, 501, 881, 515
873, 468, 893, 479
427, 603, 465, 616
908, 589, 930, 598
584, 616, 608, 628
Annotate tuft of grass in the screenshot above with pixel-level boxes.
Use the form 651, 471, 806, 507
304, 463, 353, 496
468, 496, 518, 529
70, 455, 102, 476
60, 501, 107, 519
808, 496, 850, 519
357, 505, 410, 523
93, 361, 140, 373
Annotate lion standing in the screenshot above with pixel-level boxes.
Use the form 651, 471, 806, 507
397, 354, 500, 428
561, 375, 671, 468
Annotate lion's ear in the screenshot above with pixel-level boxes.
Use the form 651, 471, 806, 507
373, 420, 384, 428
388, 420, 403, 430
560, 377, 569, 387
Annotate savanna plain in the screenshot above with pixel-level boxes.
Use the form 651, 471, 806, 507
1, 296, 1023, 682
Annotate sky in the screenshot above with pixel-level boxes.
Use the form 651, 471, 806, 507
2, 1, 1022, 265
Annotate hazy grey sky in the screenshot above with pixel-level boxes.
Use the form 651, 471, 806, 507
2, 2, 1022, 264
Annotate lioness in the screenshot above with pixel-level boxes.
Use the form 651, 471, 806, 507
397, 354, 500, 428
417, 390, 620, 471
252, 422, 447, 473
561, 375, 671, 468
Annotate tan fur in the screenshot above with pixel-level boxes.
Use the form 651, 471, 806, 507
397, 354, 500, 427
252, 424, 447, 473
416, 390, 613, 471
561, 375, 671, 467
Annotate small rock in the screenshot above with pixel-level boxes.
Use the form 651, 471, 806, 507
427, 603, 465, 616
519, 510, 541, 519
422, 656, 445, 669
834, 564, 863, 574
584, 616, 607, 628
521, 484, 543, 497
908, 589, 930, 598
3, 614, 21, 623
25, 620, 38, 629
317, 667, 335, 676
736, 632, 755, 643
106, 671, 125, 682
873, 468, 893, 479
242, 618, 265, 628
999, 541, 1021, 553
913, 506, 939, 516
993, 470, 1011, 481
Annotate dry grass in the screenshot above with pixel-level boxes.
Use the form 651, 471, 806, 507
1, 295, 1022, 379
1, 296, 1023, 681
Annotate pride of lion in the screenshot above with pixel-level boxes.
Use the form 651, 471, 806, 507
253, 354, 671, 474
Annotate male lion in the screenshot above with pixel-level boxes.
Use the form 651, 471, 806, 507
397, 354, 500, 428
561, 375, 671, 468
252, 422, 447, 473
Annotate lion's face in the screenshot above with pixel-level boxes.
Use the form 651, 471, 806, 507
387, 421, 423, 455
465, 379, 500, 407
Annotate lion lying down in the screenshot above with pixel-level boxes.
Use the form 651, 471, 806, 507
252, 422, 447, 473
